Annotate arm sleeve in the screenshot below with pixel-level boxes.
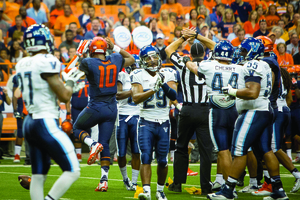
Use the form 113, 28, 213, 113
130, 70, 142, 85
40, 55, 61, 74
170, 52, 185, 70
79, 59, 89, 75
242, 61, 264, 83
118, 72, 126, 85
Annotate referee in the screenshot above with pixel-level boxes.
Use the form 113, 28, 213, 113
165, 35, 213, 195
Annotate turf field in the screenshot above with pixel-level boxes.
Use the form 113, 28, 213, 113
0, 156, 300, 200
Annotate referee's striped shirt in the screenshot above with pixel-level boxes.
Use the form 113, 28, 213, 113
170, 52, 208, 104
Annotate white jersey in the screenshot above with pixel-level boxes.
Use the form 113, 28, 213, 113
117, 71, 140, 116
277, 76, 288, 108
15, 54, 61, 119
130, 67, 177, 121
236, 60, 272, 113
198, 60, 240, 108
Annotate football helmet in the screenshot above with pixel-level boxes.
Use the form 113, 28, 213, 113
61, 119, 73, 136
125, 54, 140, 74
256, 36, 273, 52
24, 24, 54, 54
213, 40, 234, 61
234, 37, 264, 64
89, 37, 107, 55
139, 45, 162, 72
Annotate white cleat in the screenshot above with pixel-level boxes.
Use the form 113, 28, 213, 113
156, 191, 167, 200
95, 181, 108, 192
87, 143, 103, 165
290, 178, 300, 193
138, 192, 151, 200
123, 178, 134, 191
212, 181, 222, 191
239, 184, 258, 193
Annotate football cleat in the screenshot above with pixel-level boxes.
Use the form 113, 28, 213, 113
87, 143, 103, 165
123, 178, 134, 191
14, 154, 20, 163
156, 191, 167, 200
207, 185, 235, 200
95, 181, 108, 192
290, 178, 300, 193
292, 156, 300, 163
262, 190, 289, 200
252, 182, 272, 196
132, 183, 137, 191
239, 184, 258, 193
77, 153, 82, 162
187, 167, 198, 176
138, 191, 151, 200
212, 181, 222, 191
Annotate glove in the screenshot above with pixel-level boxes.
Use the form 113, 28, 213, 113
182, 56, 191, 64
222, 84, 237, 98
14, 111, 22, 119
76, 40, 90, 56
73, 81, 85, 93
62, 67, 85, 83
175, 103, 182, 112
153, 72, 165, 92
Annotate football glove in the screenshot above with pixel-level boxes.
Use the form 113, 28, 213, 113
76, 40, 90, 56
222, 84, 237, 98
62, 67, 85, 84
14, 111, 23, 119
73, 81, 85, 93
153, 72, 165, 92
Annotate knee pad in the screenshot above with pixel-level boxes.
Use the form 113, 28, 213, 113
157, 155, 168, 168
141, 152, 152, 164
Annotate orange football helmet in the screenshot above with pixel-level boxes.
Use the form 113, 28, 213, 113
61, 119, 73, 135
287, 67, 296, 74
256, 36, 273, 52
89, 37, 107, 55
295, 65, 300, 73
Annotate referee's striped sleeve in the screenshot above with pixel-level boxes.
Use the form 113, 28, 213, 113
170, 52, 185, 70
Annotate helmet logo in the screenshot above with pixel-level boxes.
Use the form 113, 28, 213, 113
249, 42, 259, 52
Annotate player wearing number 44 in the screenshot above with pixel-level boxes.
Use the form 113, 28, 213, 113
130, 45, 177, 200
72, 37, 135, 192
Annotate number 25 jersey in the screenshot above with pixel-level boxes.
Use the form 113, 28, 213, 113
130, 68, 177, 121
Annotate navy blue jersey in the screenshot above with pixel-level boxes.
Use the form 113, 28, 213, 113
71, 79, 89, 110
290, 81, 300, 109
263, 57, 281, 109
79, 53, 124, 101
12, 75, 24, 113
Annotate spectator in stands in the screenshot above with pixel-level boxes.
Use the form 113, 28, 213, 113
204, 0, 216, 14
155, 33, 167, 62
44, 0, 56, 12
199, 23, 209, 37
188, 9, 198, 29
172, 26, 183, 41
10, 40, 25, 64
54, 4, 80, 36
285, 29, 297, 45
231, 28, 246, 46
276, 0, 287, 15
50, 0, 64, 28
196, 15, 206, 32
253, 19, 269, 37
209, 3, 224, 26
0, 48, 11, 74
272, 26, 285, 44
198, 5, 211, 27
287, 33, 299, 56
8, 30, 25, 51
293, 45, 300, 64
286, 13, 300, 31
244, 10, 260, 36
113, 11, 126, 29
169, 12, 176, 25
26, 0, 48, 26
231, 0, 252, 23
286, 3, 295, 20
69, 22, 84, 43
11, 6, 36, 28
78, 2, 90, 27
26, 0, 50, 21
176, 15, 185, 28
256, 6, 266, 22
277, 43, 294, 66
3, 0, 20, 22
84, 18, 106, 39
59, 29, 79, 50
53, 49, 61, 61
157, 9, 175, 39
278, 19, 289, 41
148, 18, 162, 42
60, 46, 69, 63
159, 0, 184, 16
122, 17, 131, 31
7, 15, 26, 44
67, 45, 77, 62
0, 84, 12, 139
126, 0, 144, 22
265, 5, 280, 27
0, 8, 10, 39
227, 23, 242, 41
217, 8, 236, 38
282, 13, 291, 30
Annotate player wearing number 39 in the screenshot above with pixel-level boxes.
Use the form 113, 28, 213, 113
16, 24, 84, 200
73, 37, 135, 192
130, 45, 177, 200
206, 38, 288, 200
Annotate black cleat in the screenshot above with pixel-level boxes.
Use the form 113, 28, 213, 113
168, 183, 182, 192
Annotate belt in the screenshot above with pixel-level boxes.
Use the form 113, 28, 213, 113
140, 117, 168, 124
183, 102, 209, 106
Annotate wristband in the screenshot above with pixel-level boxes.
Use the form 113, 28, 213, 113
113, 45, 121, 53
228, 88, 238, 97
175, 103, 182, 111
66, 80, 74, 88
181, 36, 187, 41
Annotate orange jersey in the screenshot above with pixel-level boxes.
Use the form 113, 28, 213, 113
3, 2, 20, 21
158, 3, 184, 16
265, 15, 280, 27
231, 37, 243, 47
11, 16, 36, 28
50, 9, 65, 28
54, 14, 80, 32
243, 21, 260, 35
157, 21, 175, 39
278, 53, 294, 66
257, 0, 275, 10
204, 0, 216, 14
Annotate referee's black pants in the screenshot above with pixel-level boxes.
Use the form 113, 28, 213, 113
173, 103, 213, 192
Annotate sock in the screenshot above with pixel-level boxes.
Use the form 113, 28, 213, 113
143, 184, 151, 193
15, 145, 21, 156
132, 169, 139, 184
47, 171, 80, 199
120, 166, 128, 180
30, 174, 46, 200
101, 166, 109, 182
45, 195, 55, 200
297, 151, 300, 158
250, 177, 258, 187
75, 148, 81, 155
287, 149, 292, 159
216, 174, 224, 184
263, 170, 271, 184
226, 176, 237, 190
291, 168, 300, 179
170, 150, 174, 159
157, 183, 164, 192
83, 136, 95, 147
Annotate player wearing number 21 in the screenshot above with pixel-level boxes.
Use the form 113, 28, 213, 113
73, 37, 135, 192
130, 45, 177, 200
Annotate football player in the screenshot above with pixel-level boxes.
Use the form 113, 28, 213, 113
73, 37, 135, 192
131, 45, 177, 200
116, 54, 140, 190
16, 24, 83, 200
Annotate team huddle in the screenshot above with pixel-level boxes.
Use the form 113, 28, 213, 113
14, 23, 300, 200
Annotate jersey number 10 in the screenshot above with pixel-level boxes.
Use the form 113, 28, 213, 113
98, 64, 117, 88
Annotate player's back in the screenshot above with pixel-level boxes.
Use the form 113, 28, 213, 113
236, 60, 272, 113
80, 53, 124, 102
16, 54, 61, 119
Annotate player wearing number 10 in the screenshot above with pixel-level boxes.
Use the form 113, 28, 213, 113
131, 45, 177, 200
73, 37, 135, 192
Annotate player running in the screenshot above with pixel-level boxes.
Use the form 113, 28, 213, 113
131, 45, 177, 200
16, 24, 84, 200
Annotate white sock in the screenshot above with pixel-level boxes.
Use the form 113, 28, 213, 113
30, 174, 46, 200
157, 183, 164, 192
47, 171, 80, 199
263, 170, 270, 178
101, 167, 109, 181
250, 177, 257, 187
287, 149, 292, 159
83, 137, 95, 147
15, 145, 21, 155
292, 171, 300, 179
75, 148, 81, 155
170, 150, 174, 159
216, 174, 224, 184
120, 166, 128, 180
297, 151, 300, 158
227, 176, 237, 184
132, 169, 139, 184
143, 185, 151, 193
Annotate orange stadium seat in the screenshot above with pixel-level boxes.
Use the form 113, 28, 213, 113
111, 5, 126, 15
95, 5, 112, 15
106, 14, 118, 24
54, 36, 62, 49
121, 0, 128, 4
142, 5, 152, 14
183, 6, 195, 14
